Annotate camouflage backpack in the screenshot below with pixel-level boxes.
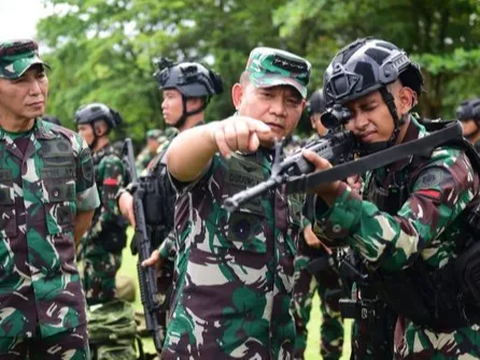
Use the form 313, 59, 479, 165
88, 299, 144, 360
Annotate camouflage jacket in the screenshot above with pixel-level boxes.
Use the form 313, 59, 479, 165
313, 115, 480, 356
82, 144, 125, 256
135, 147, 153, 175
163, 148, 304, 359
0, 118, 100, 338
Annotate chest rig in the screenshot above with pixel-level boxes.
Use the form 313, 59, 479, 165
139, 147, 176, 251
361, 136, 480, 331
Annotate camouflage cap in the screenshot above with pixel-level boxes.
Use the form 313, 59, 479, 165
245, 47, 311, 98
0, 39, 49, 79
147, 129, 163, 139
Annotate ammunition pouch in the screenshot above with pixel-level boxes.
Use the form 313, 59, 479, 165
369, 249, 480, 332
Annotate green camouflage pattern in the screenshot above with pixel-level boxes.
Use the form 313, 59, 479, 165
245, 47, 311, 98
135, 147, 154, 174
292, 245, 344, 360
81, 144, 126, 305
0, 324, 90, 359
313, 116, 480, 358
0, 39, 48, 79
162, 148, 305, 359
0, 118, 99, 339
87, 300, 137, 360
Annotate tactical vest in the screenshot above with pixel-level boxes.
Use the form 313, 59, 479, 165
38, 137, 78, 232
92, 145, 128, 253
363, 136, 480, 331
140, 146, 176, 250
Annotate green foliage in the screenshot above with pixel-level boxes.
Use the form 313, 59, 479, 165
36, 0, 480, 142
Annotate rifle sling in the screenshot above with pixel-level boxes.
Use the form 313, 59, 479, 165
286, 121, 463, 194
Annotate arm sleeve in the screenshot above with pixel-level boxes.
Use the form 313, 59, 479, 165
313, 149, 478, 271
76, 138, 100, 211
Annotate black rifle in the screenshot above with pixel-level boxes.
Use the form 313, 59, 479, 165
224, 131, 356, 211
123, 139, 163, 352
336, 253, 396, 360
225, 121, 463, 209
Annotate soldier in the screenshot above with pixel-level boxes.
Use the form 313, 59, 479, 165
292, 88, 344, 360
0, 39, 99, 359
305, 37, 480, 358
457, 98, 480, 151
157, 47, 310, 359
135, 128, 164, 173
75, 103, 127, 305
42, 114, 62, 126
118, 60, 223, 345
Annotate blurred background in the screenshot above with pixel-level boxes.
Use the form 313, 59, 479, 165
2, 0, 480, 143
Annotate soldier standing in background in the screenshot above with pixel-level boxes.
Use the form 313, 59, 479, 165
457, 98, 480, 151
75, 103, 127, 305
0, 39, 99, 359
292, 88, 345, 360
135, 128, 165, 173
119, 59, 223, 345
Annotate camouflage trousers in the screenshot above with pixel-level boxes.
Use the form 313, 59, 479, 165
156, 257, 174, 344
0, 324, 90, 360
292, 254, 344, 360
83, 251, 122, 306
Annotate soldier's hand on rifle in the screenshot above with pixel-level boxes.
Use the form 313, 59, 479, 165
301, 149, 340, 205
303, 224, 322, 249
141, 249, 163, 271
210, 116, 273, 158
119, 192, 136, 226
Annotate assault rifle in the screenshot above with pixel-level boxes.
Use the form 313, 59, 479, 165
224, 131, 356, 211
123, 139, 163, 352
224, 121, 464, 210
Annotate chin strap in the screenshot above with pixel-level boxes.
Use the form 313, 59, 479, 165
358, 87, 405, 155
172, 95, 210, 129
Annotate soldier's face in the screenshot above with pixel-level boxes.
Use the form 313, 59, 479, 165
234, 82, 305, 147
147, 138, 160, 153
461, 119, 478, 139
344, 91, 396, 143
311, 113, 328, 136
77, 124, 95, 146
0, 66, 48, 121
161, 89, 183, 125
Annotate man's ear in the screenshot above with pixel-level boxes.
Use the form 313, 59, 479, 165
93, 121, 106, 136
398, 86, 416, 115
231, 83, 244, 110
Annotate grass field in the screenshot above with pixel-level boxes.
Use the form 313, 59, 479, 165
117, 231, 352, 359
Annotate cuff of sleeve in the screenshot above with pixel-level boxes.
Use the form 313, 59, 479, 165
158, 240, 172, 260
314, 182, 363, 239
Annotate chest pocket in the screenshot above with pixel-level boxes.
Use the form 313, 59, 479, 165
219, 155, 268, 254
40, 139, 77, 234
0, 169, 17, 238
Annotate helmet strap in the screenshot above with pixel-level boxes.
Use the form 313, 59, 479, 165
358, 87, 403, 155
172, 95, 210, 130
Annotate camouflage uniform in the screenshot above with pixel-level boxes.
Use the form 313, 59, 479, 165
163, 151, 304, 359
0, 39, 100, 359
292, 128, 344, 360
81, 144, 126, 305
292, 236, 344, 360
135, 147, 155, 174
162, 47, 311, 359
0, 118, 99, 358
314, 115, 480, 358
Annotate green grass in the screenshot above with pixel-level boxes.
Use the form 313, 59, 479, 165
118, 230, 352, 359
